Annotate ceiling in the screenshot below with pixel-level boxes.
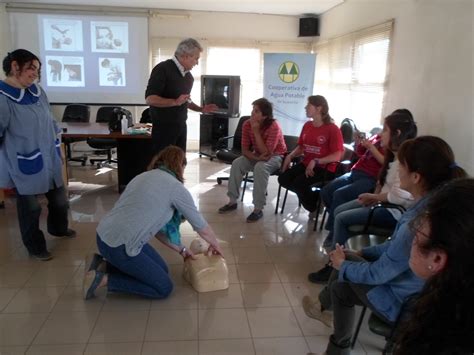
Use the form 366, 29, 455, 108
3, 0, 344, 16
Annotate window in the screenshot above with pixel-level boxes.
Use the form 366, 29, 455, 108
314, 21, 393, 132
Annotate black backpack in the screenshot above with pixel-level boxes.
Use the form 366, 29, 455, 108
108, 108, 133, 132
340, 118, 358, 144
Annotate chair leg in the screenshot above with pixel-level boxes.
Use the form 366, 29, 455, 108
241, 173, 248, 202
274, 184, 282, 214
313, 197, 322, 231
280, 189, 289, 214
351, 306, 367, 349
319, 207, 327, 231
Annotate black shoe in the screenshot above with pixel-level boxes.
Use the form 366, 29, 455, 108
246, 210, 263, 223
218, 203, 238, 214
50, 228, 76, 238
30, 251, 53, 261
308, 264, 333, 284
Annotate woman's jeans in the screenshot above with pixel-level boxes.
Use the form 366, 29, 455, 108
332, 199, 396, 249
97, 235, 173, 299
321, 170, 376, 231
16, 185, 69, 255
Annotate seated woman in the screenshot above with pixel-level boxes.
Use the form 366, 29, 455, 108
83, 146, 223, 300
321, 109, 414, 247
309, 111, 418, 283
395, 178, 474, 355
303, 136, 467, 355
218, 98, 287, 223
278, 95, 344, 212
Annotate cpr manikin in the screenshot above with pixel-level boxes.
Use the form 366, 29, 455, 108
183, 238, 229, 292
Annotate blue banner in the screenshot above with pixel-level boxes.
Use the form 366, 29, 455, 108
263, 53, 316, 136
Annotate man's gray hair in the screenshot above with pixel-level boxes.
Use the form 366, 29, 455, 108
175, 38, 203, 57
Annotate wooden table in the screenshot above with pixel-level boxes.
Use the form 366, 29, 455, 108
61, 123, 154, 192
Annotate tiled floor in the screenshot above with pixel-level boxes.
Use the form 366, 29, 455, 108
0, 153, 385, 354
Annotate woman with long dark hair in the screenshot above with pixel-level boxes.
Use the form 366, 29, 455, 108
304, 136, 467, 355
278, 95, 344, 212
218, 98, 286, 222
395, 178, 474, 354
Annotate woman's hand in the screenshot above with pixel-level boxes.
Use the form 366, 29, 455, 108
207, 244, 224, 258
329, 243, 346, 270
358, 193, 379, 207
181, 247, 196, 260
280, 155, 292, 172
305, 159, 316, 177
249, 118, 261, 131
360, 139, 373, 150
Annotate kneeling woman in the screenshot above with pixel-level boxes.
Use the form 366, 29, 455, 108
84, 146, 223, 300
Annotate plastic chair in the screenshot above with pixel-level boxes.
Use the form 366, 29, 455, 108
351, 293, 419, 354
87, 106, 120, 167
62, 104, 90, 166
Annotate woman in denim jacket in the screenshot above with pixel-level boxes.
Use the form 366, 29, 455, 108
304, 136, 467, 355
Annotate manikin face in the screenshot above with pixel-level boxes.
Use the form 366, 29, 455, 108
13, 60, 40, 88
409, 220, 434, 279
180, 50, 200, 71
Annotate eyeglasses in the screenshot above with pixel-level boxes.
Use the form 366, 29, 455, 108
409, 212, 431, 246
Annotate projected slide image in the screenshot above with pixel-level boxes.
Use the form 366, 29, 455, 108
43, 19, 83, 51
91, 21, 129, 53
46, 56, 85, 87
99, 58, 126, 87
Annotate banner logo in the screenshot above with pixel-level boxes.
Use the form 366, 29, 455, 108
278, 61, 299, 83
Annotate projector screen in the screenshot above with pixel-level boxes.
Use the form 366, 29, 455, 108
9, 11, 149, 105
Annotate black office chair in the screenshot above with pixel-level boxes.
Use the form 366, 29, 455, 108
87, 106, 120, 167
139, 107, 152, 124
215, 115, 250, 189
62, 104, 90, 166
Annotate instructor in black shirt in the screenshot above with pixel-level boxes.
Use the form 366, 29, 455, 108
145, 38, 217, 154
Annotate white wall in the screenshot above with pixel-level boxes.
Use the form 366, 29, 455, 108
148, 11, 302, 41
0, 4, 11, 79
320, 0, 473, 174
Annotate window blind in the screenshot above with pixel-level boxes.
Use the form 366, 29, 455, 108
314, 20, 394, 131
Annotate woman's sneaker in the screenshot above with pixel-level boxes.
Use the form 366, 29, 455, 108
302, 295, 333, 327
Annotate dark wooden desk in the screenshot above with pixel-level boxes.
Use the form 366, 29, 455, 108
61, 123, 154, 192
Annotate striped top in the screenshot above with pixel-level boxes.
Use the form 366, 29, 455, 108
241, 120, 287, 156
